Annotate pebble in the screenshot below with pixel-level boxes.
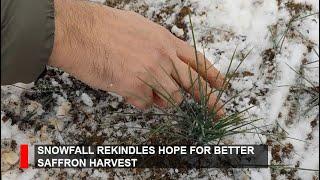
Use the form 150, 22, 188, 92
56, 101, 71, 117
2, 151, 19, 165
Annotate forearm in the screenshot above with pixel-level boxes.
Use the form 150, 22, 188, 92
49, 0, 103, 70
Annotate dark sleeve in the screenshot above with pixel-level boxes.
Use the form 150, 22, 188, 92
1, 0, 55, 85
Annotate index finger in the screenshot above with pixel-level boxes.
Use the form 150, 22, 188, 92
175, 39, 225, 89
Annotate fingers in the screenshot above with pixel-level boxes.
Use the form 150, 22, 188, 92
151, 72, 183, 108
171, 59, 225, 118
122, 71, 183, 110
175, 39, 225, 89
120, 81, 154, 110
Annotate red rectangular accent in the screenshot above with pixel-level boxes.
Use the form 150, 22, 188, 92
20, 144, 28, 168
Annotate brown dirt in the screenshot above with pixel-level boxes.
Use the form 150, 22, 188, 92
282, 143, 294, 157
242, 71, 255, 77
285, 1, 312, 16
262, 48, 276, 64
272, 144, 282, 162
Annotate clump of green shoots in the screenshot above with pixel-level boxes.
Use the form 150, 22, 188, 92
143, 15, 260, 145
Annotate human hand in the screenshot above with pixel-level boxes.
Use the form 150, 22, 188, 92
49, 0, 225, 117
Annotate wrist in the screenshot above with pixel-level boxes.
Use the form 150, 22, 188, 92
48, 0, 107, 71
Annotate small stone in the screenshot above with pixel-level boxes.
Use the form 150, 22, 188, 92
1, 160, 11, 172
3, 151, 19, 165
110, 101, 119, 109
56, 101, 71, 117
49, 118, 65, 131
26, 101, 44, 116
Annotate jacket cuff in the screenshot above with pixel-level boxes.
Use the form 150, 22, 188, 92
1, 0, 55, 85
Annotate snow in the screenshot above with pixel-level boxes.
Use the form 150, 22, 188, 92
171, 25, 184, 37
192, 0, 278, 45
1, 115, 30, 146
1, 0, 319, 179
269, 43, 306, 123
2, 169, 39, 180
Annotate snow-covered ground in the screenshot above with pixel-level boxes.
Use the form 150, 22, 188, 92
1, 0, 319, 179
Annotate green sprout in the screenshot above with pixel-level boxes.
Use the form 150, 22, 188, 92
141, 14, 261, 145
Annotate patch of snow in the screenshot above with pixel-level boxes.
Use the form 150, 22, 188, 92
60, 72, 73, 86
171, 25, 184, 37
268, 43, 306, 123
